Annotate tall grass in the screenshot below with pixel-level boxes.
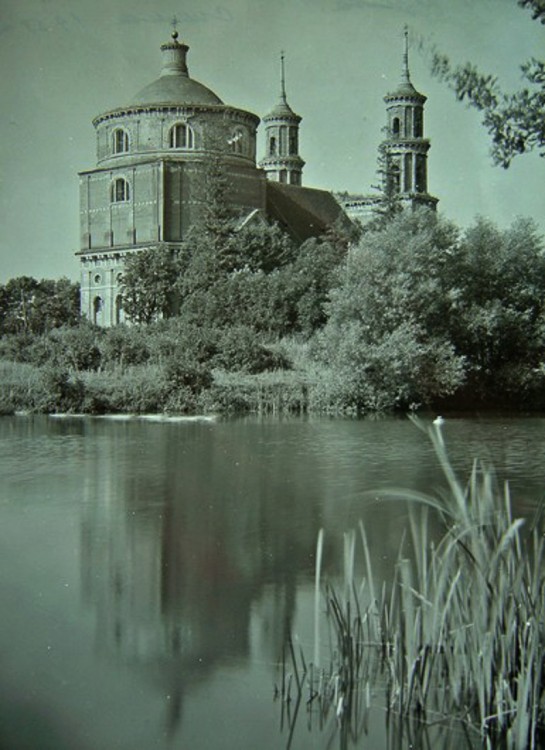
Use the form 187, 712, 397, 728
278, 417, 545, 749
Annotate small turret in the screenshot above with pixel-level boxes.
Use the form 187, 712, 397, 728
259, 53, 305, 186
379, 27, 437, 206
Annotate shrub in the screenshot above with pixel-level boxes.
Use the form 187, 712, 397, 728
81, 366, 168, 413
213, 326, 291, 374
99, 325, 150, 370
35, 365, 85, 413
0, 360, 44, 412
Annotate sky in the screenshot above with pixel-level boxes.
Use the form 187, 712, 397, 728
0, 0, 543, 282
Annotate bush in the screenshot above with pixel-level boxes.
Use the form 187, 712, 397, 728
213, 326, 291, 374
210, 369, 309, 414
99, 324, 150, 370
81, 366, 168, 413
46, 323, 103, 371
0, 360, 43, 412
34, 365, 85, 413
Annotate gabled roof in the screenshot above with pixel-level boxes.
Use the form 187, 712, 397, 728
265, 183, 350, 243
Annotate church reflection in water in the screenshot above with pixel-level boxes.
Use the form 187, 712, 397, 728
78, 420, 324, 734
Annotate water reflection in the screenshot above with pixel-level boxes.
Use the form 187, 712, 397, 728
1, 415, 544, 749
78, 420, 327, 739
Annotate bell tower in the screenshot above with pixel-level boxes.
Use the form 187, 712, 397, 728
259, 53, 305, 186
381, 27, 438, 207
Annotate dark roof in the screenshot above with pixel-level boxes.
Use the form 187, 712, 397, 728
129, 74, 223, 107
265, 183, 349, 243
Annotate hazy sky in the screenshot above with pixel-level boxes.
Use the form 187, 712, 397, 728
0, 0, 543, 282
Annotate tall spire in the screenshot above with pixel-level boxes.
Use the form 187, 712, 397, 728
401, 25, 411, 85
280, 50, 287, 104
380, 27, 437, 208
260, 50, 304, 186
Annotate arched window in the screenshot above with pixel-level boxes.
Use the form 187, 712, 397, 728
415, 155, 427, 192
279, 126, 287, 156
269, 136, 277, 156
414, 109, 423, 137
389, 163, 401, 194
288, 127, 298, 156
230, 129, 244, 154
169, 123, 194, 149
392, 117, 401, 137
404, 153, 413, 192
111, 178, 130, 203
113, 128, 129, 154
93, 296, 103, 325
279, 170, 287, 183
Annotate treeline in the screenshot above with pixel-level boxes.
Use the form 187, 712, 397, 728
314, 210, 545, 411
0, 277, 80, 335
1, 208, 545, 415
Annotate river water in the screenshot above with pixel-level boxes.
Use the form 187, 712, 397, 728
1, 413, 544, 750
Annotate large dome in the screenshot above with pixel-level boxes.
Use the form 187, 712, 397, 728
126, 32, 223, 108
129, 74, 223, 107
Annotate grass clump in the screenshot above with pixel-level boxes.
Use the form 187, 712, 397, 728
279, 417, 545, 749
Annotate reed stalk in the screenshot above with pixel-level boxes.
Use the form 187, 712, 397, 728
278, 417, 545, 749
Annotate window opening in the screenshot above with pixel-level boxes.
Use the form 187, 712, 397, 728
169, 123, 194, 149
111, 178, 130, 203
113, 129, 129, 154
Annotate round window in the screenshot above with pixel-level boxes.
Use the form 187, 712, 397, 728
94, 273, 102, 284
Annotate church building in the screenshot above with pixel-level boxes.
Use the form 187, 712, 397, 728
77, 28, 437, 326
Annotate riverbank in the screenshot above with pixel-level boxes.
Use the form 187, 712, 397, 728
0, 358, 314, 417
2, 357, 544, 418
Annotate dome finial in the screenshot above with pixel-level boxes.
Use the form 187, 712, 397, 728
401, 25, 411, 85
171, 14, 179, 40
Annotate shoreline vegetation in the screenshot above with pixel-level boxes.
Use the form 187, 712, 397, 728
2, 350, 545, 419
2, 210, 545, 418
278, 419, 545, 749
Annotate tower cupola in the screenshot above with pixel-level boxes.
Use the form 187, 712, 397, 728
259, 53, 305, 186
380, 27, 437, 206
160, 31, 189, 77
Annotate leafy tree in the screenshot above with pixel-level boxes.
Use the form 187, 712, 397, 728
35, 365, 85, 413
99, 325, 150, 370
313, 209, 545, 410
286, 234, 348, 335
313, 209, 465, 411
0, 276, 40, 334
179, 148, 302, 332
429, 1, 544, 166
47, 322, 103, 371
0, 277, 80, 336
212, 325, 290, 373
33, 278, 80, 331
121, 247, 181, 324
519, 0, 545, 24
325, 209, 461, 338
369, 140, 405, 228
144, 319, 220, 366
448, 216, 545, 400
231, 222, 296, 273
